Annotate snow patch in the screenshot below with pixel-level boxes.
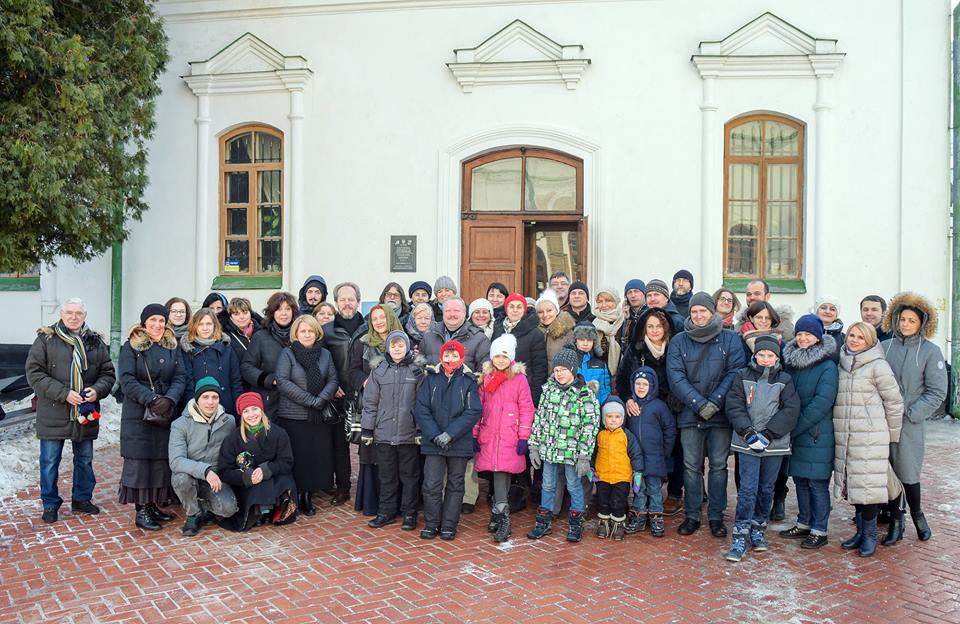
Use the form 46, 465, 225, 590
460, 562, 497, 583
937, 504, 953, 512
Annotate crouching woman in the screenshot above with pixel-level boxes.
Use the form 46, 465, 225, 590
218, 392, 297, 530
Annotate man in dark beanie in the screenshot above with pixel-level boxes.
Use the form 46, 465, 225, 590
25, 298, 116, 523
666, 291, 745, 539
644, 279, 685, 334
671, 270, 695, 319
567, 281, 594, 323
618, 279, 647, 349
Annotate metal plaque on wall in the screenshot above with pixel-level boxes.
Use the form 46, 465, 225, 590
390, 236, 417, 272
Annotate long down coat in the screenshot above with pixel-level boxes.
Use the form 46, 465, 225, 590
474, 361, 535, 474
782, 337, 838, 481
881, 292, 949, 484
833, 342, 904, 505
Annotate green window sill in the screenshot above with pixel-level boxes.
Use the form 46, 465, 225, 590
0, 277, 40, 291
211, 275, 282, 290
722, 278, 806, 294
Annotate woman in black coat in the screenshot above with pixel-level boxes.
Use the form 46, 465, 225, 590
117, 303, 187, 530
219, 392, 297, 531
274, 314, 339, 516
491, 294, 548, 405
241, 292, 296, 420
180, 308, 244, 419
218, 297, 264, 373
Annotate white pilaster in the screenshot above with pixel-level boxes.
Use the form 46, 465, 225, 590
698, 73, 721, 288
287, 87, 305, 293
811, 75, 831, 301
194, 93, 211, 304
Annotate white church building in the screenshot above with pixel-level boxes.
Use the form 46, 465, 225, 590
0, 0, 951, 349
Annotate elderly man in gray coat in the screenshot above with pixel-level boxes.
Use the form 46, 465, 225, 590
25, 298, 116, 524
169, 377, 238, 536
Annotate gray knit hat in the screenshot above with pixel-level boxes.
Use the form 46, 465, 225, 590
434, 275, 458, 295
552, 347, 580, 374
601, 396, 626, 418
689, 291, 717, 314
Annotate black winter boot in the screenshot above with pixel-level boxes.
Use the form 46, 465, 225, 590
841, 512, 862, 550
300, 492, 316, 516
566, 511, 584, 542
912, 512, 932, 541
881, 514, 904, 546
859, 516, 878, 557
488, 512, 502, 534
769, 497, 786, 522
147, 503, 174, 522
649, 514, 665, 537
624, 510, 642, 534
527, 507, 553, 539
135, 504, 161, 531
596, 514, 611, 539
494, 512, 512, 543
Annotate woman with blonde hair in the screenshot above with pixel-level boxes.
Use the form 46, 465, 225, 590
275, 314, 339, 516
218, 392, 297, 530
592, 287, 624, 377
180, 308, 243, 419
833, 321, 903, 557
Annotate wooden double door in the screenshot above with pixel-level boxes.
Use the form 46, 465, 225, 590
460, 214, 587, 302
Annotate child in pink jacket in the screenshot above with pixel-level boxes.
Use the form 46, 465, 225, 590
475, 333, 535, 543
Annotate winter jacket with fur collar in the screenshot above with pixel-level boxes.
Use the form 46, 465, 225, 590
474, 361, 535, 474
539, 311, 576, 366
782, 338, 838, 480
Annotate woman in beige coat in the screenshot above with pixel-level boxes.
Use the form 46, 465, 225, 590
833, 321, 903, 557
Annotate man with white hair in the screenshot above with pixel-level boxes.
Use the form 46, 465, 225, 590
25, 299, 116, 523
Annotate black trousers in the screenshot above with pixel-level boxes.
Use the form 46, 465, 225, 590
376, 443, 420, 517
422, 455, 469, 531
333, 410, 352, 493
596, 481, 630, 518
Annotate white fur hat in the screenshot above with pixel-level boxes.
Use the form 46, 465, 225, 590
536, 288, 560, 314
490, 333, 517, 361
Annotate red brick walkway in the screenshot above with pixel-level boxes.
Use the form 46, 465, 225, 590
2, 421, 960, 624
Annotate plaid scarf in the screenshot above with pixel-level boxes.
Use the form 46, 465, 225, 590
54, 321, 88, 422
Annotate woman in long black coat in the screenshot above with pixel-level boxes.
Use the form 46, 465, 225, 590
219, 392, 297, 531
275, 315, 339, 515
241, 292, 296, 420
117, 303, 187, 530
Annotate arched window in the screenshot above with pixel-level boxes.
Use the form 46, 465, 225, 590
723, 113, 804, 280
463, 148, 583, 213
219, 125, 283, 277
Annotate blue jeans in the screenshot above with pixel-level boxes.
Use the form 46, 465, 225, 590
541, 462, 585, 513
793, 476, 831, 535
39, 439, 95, 510
681, 427, 731, 522
734, 453, 783, 534
632, 475, 663, 514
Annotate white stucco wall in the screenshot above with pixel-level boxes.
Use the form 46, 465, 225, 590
0, 0, 951, 350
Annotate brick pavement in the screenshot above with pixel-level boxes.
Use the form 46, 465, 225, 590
1, 420, 959, 624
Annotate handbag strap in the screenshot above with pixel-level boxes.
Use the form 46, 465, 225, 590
136, 350, 156, 392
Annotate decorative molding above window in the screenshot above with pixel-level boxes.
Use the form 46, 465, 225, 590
182, 32, 313, 95
691, 12, 844, 79
447, 20, 590, 93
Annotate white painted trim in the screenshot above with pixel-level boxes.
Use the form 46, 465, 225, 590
437, 125, 602, 291
159, 0, 651, 22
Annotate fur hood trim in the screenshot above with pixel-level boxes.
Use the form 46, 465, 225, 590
882, 292, 938, 339
37, 325, 106, 342
480, 360, 527, 379
782, 336, 836, 370
127, 325, 178, 351
542, 311, 576, 340
179, 334, 231, 353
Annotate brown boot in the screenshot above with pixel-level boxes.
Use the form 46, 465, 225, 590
663, 495, 683, 517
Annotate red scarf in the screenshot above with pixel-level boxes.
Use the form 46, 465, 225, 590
484, 369, 509, 395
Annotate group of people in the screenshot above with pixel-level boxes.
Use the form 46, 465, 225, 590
25, 270, 947, 560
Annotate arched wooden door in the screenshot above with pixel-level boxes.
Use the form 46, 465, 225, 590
460, 147, 585, 301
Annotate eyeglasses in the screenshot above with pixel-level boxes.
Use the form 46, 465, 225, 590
169, 309, 187, 315
717, 297, 734, 303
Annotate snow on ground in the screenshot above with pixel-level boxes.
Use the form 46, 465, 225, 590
0, 396, 120, 500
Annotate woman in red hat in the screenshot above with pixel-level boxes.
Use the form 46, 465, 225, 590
218, 392, 297, 531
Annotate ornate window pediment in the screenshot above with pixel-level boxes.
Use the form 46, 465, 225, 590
447, 20, 590, 93
183, 32, 312, 95
692, 13, 844, 79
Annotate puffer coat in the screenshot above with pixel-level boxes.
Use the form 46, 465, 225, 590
474, 361, 535, 474
181, 336, 244, 417
833, 343, 904, 505
881, 292, 948, 484
240, 327, 289, 418
529, 376, 599, 465
624, 368, 676, 479
782, 337, 838, 480
360, 353, 425, 445
274, 346, 339, 421
26, 324, 116, 442
118, 326, 187, 460
414, 364, 481, 457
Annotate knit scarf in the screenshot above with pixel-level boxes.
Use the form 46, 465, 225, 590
484, 367, 510, 395
721, 312, 736, 329
593, 309, 623, 375
270, 321, 292, 346
172, 323, 189, 340
247, 421, 265, 436
336, 313, 364, 337
683, 313, 723, 343
670, 290, 692, 309
290, 342, 325, 395
644, 336, 666, 359
54, 321, 88, 422
242, 322, 254, 338
502, 318, 519, 334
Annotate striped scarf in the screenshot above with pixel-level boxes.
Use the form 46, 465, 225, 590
54, 321, 88, 422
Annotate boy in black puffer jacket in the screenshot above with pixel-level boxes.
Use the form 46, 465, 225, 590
724, 335, 800, 562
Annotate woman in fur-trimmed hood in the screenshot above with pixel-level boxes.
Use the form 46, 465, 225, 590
881, 292, 947, 542
117, 304, 188, 529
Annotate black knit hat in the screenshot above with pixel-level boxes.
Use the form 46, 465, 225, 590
753, 335, 781, 358
672, 270, 694, 289
552, 347, 580, 374
141, 303, 168, 325
568, 281, 589, 299
408, 280, 432, 298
